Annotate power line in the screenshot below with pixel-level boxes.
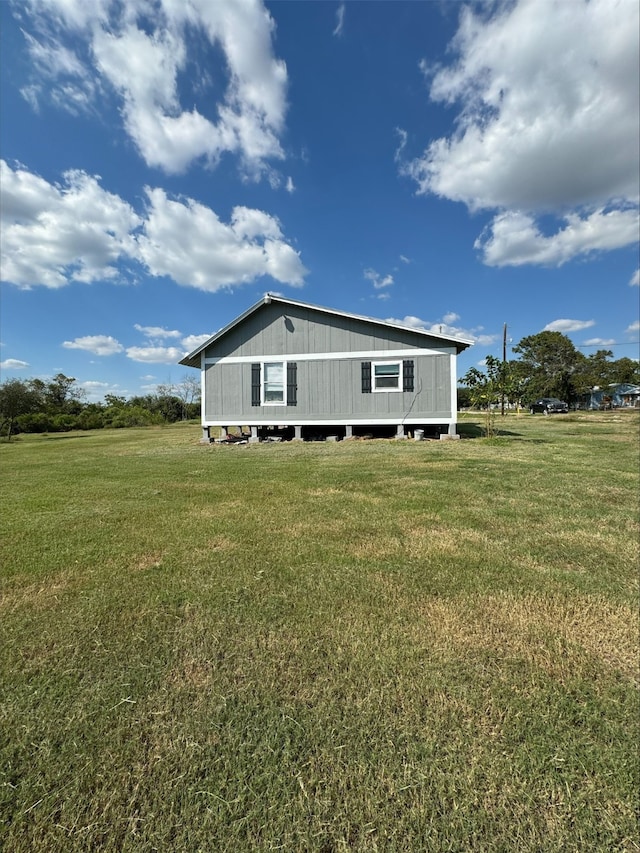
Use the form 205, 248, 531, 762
576, 341, 640, 349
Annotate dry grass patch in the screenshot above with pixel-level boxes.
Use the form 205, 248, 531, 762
404, 592, 639, 684
0, 570, 79, 614
131, 552, 163, 572
344, 522, 492, 562
306, 487, 383, 505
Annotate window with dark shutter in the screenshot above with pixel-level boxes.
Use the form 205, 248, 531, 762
403, 360, 414, 392
361, 361, 372, 393
251, 363, 261, 406
287, 362, 297, 406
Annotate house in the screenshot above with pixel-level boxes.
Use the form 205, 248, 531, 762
179, 294, 473, 442
579, 383, 640, 410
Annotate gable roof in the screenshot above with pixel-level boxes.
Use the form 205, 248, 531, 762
179, 294, 474, 368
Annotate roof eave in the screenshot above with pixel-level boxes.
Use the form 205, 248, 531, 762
178, 293, 474, 365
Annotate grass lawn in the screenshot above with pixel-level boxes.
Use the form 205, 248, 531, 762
1, 412, 638, 851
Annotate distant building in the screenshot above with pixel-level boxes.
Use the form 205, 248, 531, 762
180, 295, 473, 442
578, 383, 640, 410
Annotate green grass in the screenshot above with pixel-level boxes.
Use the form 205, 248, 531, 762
1, 412, 638, 851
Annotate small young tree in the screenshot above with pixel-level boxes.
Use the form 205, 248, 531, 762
460, 356, 522, 437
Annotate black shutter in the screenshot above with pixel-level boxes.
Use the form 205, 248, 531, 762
361, 361, 372, 393
403, 360, 414, 392
287, 362, 297, 406
251, 363, 261, 406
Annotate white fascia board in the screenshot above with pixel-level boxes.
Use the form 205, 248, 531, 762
450, 353, 457, 421
200, 350, 207, 425
204, 347, 453, 365
202, 417, 455, 427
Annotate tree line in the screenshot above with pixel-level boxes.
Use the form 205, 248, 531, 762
458, 331, 639, 424
0, 373, 200, 440
1, 332, 638, 440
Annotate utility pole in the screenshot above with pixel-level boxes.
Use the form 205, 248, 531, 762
501, 323, 507, 416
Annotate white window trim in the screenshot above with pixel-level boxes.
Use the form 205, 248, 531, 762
261, 360, 287, 406
372, 360, 402, 393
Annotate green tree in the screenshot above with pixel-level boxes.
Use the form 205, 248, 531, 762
104, 394, 127, 408
512, 332, 584, 403
460, 357, 503, 436
0, 379, 42, 440
570, 351, 640, 401
44, 374, 86, 414
608, 357, 640, 385
572, 349, 613, 397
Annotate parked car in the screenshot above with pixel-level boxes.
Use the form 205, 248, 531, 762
529, 397, 569, 414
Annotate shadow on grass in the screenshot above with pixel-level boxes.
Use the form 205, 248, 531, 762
41, 433, 91, 440
457, 422, 525, 439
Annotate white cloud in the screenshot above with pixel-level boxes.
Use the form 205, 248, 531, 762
0, 160, 140, 288
394, 128, 408, 163
0, 358, 30, 370
137, 188, 306, 291
626, 321, 640, 334
126, 346, 186, 364
333, 3, 345, 37
19, 0, 288, 177
399, 255, 411, 264
630, 269, 640, 286
134, 324, 182, 340
388, 315, 427, 331
543, 319, 595, 333
403, 0, 639, 266
364, 268, 394, 290
386, 315, 494, 345
0, 161, 307, 291
181, 333, 213, 351
476, 209, 640, 268
63, 335, 124, 355
583, 338, 616, 346
79, 379, 123, 402
19, 28, 101, 117
443, 312, 460, 324
285, 176, 295, 194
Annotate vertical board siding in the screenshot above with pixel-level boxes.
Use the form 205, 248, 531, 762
207, 302, 449, 360
205, 356, 452, 421
202, 302, 457, 422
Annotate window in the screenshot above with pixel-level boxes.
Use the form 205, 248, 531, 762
251, 362, 297, 406
373, 361, 401, 392
361, 360, 414, 393
263, 362, 285, 404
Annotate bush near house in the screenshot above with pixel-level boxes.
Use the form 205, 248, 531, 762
0, 375, 200, 438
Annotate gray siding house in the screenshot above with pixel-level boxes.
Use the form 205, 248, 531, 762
179, 295, 473, 442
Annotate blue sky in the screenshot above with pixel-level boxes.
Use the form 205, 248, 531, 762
1, 0, 638, 402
